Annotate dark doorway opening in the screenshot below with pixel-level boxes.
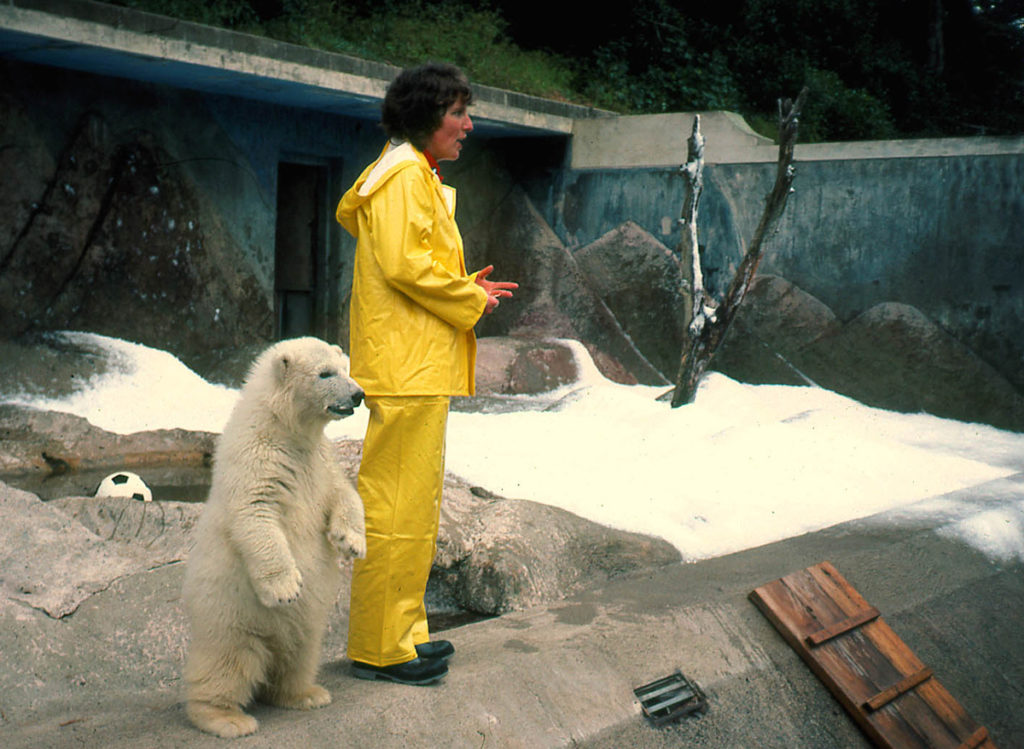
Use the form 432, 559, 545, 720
274, 162, 327, 340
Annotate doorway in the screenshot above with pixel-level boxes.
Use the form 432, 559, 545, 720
274, 161, 326, 340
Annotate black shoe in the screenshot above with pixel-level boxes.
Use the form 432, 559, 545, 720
415, 640, 455, 661
351, 657, 448, 685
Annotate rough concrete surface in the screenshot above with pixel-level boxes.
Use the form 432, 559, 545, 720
3, 469, 1022, 748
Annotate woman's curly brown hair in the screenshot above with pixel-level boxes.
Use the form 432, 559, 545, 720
381, 63, 473, 151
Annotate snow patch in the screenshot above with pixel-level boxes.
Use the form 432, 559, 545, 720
4, 331, 1023, 564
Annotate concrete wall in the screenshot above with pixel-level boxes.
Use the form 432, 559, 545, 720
0, 58, 529, 357
540, 114, 1024, 391
4, 57, 1021, 392
0, 59, 377, 350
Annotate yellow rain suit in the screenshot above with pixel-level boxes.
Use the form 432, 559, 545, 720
337, 141, 487, 666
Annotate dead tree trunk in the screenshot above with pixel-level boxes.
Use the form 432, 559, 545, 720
670, 88, 808, 408
676, 115, 707, 338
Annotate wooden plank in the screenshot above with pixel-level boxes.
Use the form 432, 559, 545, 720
873, 687, 964, 747
865, 667, 934, 712
751, 575, 892, 742
753, 576, 879, 706
750, 562, 997, 749
758, 569, 899, 708
810, 560, 873, 614
959, 727, 989, 749
806, 606, 880, 646
831, 628, 903, 706
916, 679, 990, 744
784, 565, 848, 631
861, 613, 930, 678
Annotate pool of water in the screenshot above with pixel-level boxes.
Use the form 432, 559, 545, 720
1, 465, 212, 502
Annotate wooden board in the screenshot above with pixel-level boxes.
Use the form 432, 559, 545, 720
750, 561, 997, 749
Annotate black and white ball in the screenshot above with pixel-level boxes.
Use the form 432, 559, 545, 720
95, 471, 153, 502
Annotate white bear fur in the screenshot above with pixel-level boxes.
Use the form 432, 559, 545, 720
182, 337, 366, 738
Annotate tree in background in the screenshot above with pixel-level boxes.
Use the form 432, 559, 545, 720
498, 0, 745, 113
499, 0, 1023, 139
109, 0, 1024, 140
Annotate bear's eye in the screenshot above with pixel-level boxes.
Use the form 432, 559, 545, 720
319, 370, 336, 379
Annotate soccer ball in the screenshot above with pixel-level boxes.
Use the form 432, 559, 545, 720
95, 471, 153, 502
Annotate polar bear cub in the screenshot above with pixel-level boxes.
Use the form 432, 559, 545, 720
182, 337, 366, 738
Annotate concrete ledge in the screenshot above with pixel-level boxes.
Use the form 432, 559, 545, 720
0, 0, 604, 134
571, 110, 1024, 168
571, 111, 774, 168
794, 135, 1024, 162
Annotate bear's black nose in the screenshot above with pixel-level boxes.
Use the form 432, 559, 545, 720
352, 390, 364, 408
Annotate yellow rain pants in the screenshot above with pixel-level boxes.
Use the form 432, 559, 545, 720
347, 395, 450, 666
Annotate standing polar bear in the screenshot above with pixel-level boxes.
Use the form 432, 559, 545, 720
182, 337, 366, 738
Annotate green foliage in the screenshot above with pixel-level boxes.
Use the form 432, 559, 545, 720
105, 0, 1024, 141
115, 0, 261, 30
799, 69, 898, 142
113, 0, 577, 102
580, 41, 743, 114
332, 1, 576, 96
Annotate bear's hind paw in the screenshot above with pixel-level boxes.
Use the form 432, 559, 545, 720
186, 700, 259, 738
275, 684, 332, 710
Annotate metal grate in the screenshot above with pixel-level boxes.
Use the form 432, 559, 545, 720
634, 671, 708, 726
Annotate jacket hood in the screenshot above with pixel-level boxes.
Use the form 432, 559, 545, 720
356, 142, 425, 197
337, 141, 450, 235
337, 141, 457, 238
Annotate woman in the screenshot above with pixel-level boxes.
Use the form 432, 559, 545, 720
336, 63, 517, 686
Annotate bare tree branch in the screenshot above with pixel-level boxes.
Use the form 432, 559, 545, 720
670, 87, 809, 408
675, 115, 713, 338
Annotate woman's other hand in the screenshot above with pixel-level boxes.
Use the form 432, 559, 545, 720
474, 265, 518, 314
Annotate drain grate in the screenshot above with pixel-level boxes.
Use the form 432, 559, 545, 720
634, 671, 707, 725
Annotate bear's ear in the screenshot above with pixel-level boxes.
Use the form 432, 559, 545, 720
274, 354, 291, 384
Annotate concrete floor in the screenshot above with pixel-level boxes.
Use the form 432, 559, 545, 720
4, 472, 1023, 748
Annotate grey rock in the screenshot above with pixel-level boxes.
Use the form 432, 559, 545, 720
0, 110, 272, 362
0, 405, 680, 727
432, 480, 681, 615
465, 337, 640, 414
714, 277, 1024, 431
349, 436, 680, 617
465, 188, 668, 386
801, 301, 1024, 431
0, 481, 138, 619
0, 332, 115, 401
473, 336, 578, 396
575, 221, 690, 379
714, 273, 840, 386
0, 402, 215, 499
50, 495, 202, 567
0, 561, 188, 724
0, 92, 54, 256
0, 111, 115, 337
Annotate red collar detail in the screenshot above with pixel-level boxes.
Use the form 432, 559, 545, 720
423, 149, 443, 181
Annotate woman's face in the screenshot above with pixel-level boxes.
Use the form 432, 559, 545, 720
426, 98, 473, 161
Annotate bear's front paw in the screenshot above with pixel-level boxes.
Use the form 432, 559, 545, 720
255, 567, 303, 607
327, 525, 367, 560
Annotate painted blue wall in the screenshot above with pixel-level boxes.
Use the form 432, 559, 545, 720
543, 153, 1024, 390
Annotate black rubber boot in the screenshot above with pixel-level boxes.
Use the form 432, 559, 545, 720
351, 656, 448, 685
415, 640, 455, 661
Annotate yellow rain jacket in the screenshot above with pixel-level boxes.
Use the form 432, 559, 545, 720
336, 141, 488, 396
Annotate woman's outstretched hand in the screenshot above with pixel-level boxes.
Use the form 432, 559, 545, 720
474, 265, 518, 314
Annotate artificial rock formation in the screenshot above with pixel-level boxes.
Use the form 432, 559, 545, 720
0, 105, 270, 363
